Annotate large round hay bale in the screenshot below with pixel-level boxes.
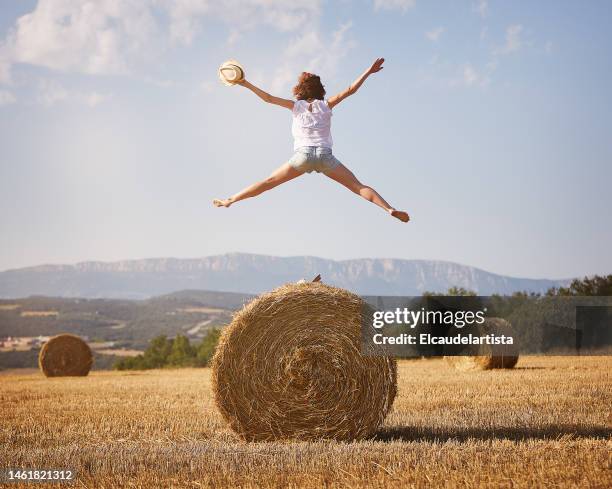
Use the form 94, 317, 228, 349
211, 282, 397, 441
445, 317, 519, 371
38, 334, 93, 377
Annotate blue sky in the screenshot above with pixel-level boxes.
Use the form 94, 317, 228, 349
0, 0, 611, 279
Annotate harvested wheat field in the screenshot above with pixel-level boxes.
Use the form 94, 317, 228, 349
1, 357, 611, 488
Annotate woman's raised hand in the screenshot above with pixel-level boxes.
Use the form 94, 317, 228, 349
368, 58, 385, 74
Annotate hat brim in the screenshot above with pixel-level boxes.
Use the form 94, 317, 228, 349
218, 60, 245, 86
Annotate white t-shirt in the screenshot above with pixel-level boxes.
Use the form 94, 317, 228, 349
291, 99, 333, 150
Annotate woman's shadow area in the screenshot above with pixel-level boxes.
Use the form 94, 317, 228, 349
373, 425, 611, 442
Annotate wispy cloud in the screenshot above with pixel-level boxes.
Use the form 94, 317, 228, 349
37, 80, 68, 107
463, 64, 489, 87
36, 79, 110, 108
373, 0, 416, 13
0, 89, 16, 106
474, 0, 488, 18
0, 0, 333, 107
167, 0, 211, 45
463, 65, 479, 86
4, 0, 159, 77
448, 63, 491, 88
425, 27, 445, 42
0, 0, 322, 81
496, 24, 524, 55
197, 0, 321, 46
270, 21, 356, 94
0, 44, 11, 84
82, 91, 111, 108
420, 56, 497, 90
545, 40, 553, 54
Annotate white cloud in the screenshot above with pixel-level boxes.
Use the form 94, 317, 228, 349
0, 45, 12, 84
419, 51, 498, 90
0, 89, 16, 106
205, 0, 320, 34
0, 0, 322, 80
1, 0, 346, 104
486, 58, 499, 72
545, 40, 553, 54
425, 27, 444, 42
37, 79, 68, 107
253, 2, 318, 31
284, 31, 321, 59
163, 0, 320, 44
447, 62, 493, 89
226, 29, 241, 46
373, 0, 416, 12
80, 91, 111, 107
462, 65, 479, 86
497, 24, 523, 55
0, 60, 10, 84
474, 0, 488, 18
36, 79, 110, 108
270, 21, 355, 94
165, 0, 210, 45
7, 0, 160, 76
143, 76, 180, 88
320, 21, 355, 74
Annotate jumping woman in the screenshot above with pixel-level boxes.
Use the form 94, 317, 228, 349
213, 58, 410, 223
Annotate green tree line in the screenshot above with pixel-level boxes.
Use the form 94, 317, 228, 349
114, 274, 612, 370
432, 274, 612, 298
114, 328, 221, 370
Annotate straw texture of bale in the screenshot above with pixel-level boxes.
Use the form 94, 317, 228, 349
446, 317, 519, 371
39, 334, 93, 377
211, 282, 397, 442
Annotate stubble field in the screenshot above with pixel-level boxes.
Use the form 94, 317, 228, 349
1, 356, 611, 488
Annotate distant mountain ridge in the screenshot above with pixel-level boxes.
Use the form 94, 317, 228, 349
0, 253, 569, 299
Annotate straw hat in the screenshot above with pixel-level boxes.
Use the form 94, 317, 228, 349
218, 59, 245, 86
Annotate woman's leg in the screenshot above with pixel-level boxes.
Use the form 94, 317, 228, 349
324, 164, 410, 222
213, 163, 304, 208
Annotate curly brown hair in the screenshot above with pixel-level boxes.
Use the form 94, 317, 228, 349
292, 72, 326, 100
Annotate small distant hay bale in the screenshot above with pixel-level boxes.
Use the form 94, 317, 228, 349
38, 334, 93, 377
445, 317, 519, 371
211, 282, 397, 442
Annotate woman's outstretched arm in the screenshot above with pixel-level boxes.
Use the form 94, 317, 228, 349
237, 79, 294, 110
327, 58, 385, 109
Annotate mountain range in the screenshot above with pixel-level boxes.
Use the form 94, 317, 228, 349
0, 253, 569, 299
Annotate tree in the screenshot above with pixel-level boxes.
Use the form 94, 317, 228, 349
114, 355, 145, 370
422, 287, 477, 297
114, 335, 173, 370
547, 274, 612, 296
196, 328, 221, 367
446, 287, 477, 297
167, 334, 196, 367
113, 331, 222, 370
143, 335, 173, 368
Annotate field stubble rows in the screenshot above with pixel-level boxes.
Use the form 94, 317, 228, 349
1, 357, 611, 488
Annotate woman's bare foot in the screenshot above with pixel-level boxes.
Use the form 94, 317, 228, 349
213, 198, 232, 208
390, 209, 410, 223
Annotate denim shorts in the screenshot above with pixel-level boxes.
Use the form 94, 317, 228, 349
288, 146, 341, 174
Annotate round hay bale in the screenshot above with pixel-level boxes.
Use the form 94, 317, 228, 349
211, 282, 397, 442
445, 317, 519, 371
38, 334, 93, 377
